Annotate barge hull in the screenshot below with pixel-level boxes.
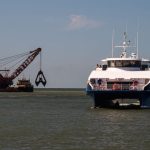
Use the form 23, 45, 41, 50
0, 87, 33, 92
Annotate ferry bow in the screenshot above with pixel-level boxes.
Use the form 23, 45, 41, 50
86, 32, 150, 108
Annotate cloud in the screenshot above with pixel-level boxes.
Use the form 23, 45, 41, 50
68, 15, 101, 30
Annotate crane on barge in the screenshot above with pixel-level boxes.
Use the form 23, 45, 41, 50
0, 48, 46, 90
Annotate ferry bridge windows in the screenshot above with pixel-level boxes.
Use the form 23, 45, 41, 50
108, 60, 121, 67
123, 60, 141, 67
107, 60, 141, 67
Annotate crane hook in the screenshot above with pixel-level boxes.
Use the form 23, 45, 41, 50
35, 70, 47, 86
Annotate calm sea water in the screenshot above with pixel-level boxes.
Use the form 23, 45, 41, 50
0, 88, 149, 150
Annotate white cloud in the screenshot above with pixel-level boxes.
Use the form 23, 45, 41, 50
68, 15, 101, 30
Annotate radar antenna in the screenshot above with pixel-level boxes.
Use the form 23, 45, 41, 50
114, 32, 136, 58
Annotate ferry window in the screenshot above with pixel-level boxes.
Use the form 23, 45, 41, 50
134, 61, 141, 67
121, 60, 141, 67
122, 61, 130, 67
108, 61, 115, 67
128, 61, 140, 67
115, 60, 122, 67
97, 79, 102, 85
111, 61, 115, 67
108, 61, 111, 67
141, 64, 148, 70
90, 78, 96, 84
102, 64, 107, 70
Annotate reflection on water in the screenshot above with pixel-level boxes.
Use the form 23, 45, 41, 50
0, 88, 149, 150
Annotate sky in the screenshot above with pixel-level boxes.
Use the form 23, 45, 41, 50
0, 0, 150, 88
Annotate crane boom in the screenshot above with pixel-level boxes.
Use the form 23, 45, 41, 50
10, 48, 42, 80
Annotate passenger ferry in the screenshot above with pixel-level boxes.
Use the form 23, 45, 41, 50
86, 32, 150, 108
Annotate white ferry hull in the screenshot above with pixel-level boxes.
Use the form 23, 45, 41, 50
86, 31, 150, 109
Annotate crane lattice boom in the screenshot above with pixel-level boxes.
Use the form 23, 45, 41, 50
10, 48, 41, 80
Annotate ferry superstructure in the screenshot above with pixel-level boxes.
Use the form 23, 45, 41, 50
86, 32, 150, 108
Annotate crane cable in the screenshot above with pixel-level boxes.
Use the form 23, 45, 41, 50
0, 51, 30, 69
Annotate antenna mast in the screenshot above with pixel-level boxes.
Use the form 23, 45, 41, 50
112, 30, 114, 57
136, 17, 140, 58
137, 31, 139, 58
